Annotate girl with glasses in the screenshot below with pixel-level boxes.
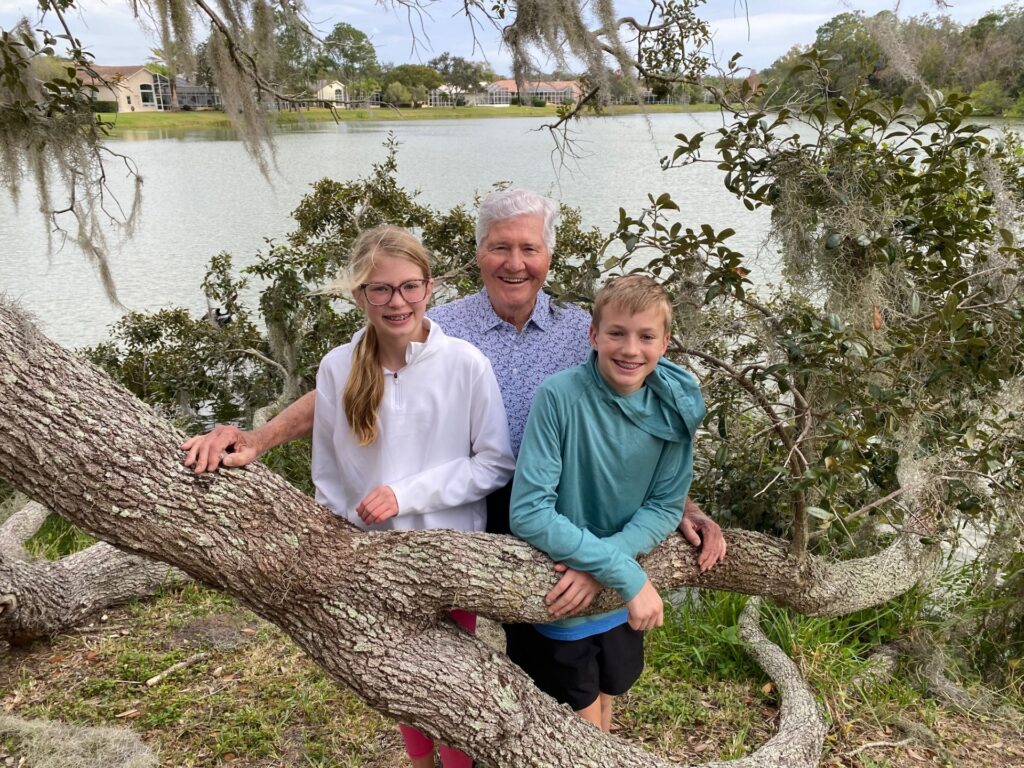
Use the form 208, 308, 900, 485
313, 225, 514, 768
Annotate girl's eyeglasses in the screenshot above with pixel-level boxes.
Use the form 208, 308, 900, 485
360, 279, 430, 306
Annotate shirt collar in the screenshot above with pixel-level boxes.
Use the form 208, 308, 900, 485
478, 288, 553, 331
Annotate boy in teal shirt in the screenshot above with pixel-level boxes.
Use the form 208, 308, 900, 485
509, 275, 704, 731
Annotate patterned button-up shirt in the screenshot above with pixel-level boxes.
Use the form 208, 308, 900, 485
428, 289, 592, 456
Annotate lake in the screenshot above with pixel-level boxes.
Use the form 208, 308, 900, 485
3, 111, 1018, 348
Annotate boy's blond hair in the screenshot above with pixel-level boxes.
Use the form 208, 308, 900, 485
592, 275, 672, 334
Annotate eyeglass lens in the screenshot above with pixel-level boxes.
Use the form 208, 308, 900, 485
363, 280, 428, 305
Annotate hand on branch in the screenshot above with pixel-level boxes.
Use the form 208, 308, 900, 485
180, 424, 263, 473
545, 563, 602, 618
626, 579, 663, 631
679, 498, 727, 572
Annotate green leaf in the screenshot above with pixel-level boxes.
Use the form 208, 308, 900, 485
714, 443, 730, 466
805, 506, 833, 521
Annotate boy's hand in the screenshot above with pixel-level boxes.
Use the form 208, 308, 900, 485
356, 485, 399, 525
626, 579, 663, 631
545, 563, 601, 617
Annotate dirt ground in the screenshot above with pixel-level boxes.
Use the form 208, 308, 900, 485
2, 599, 1022, 768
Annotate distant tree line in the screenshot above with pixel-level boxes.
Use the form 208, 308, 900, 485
758, 8, 1024, 116
182, 18, 497, 107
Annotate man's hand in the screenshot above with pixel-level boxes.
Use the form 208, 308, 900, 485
180, 424, 263, 473
356, 485, 399, 525
626, 579, 663, 631
679, 498, 727, 572
545, 564, 602, 618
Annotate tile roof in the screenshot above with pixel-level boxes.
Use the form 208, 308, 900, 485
78, 65, 149, 84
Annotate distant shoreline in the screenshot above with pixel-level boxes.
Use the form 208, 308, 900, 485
97, 103, 721, 132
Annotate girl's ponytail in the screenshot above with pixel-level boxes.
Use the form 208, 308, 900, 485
343, 323, 384, 446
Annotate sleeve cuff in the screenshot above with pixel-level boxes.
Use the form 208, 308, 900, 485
390, 482, 411, 516
617, 561, 649, 602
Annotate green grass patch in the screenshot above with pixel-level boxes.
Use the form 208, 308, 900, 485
2, 582, 1019, 765
1, 586, 397, 767
94, 102, 720, 134
616, 589, 948, 762
24, 513, 95, 559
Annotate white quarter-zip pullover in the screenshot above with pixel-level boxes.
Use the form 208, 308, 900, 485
312, 319, 515, 532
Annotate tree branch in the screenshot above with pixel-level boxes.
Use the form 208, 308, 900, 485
0, 499, 50, 563
0, 301, 943, 765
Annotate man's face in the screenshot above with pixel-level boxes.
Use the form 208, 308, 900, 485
476, 213, 551, 328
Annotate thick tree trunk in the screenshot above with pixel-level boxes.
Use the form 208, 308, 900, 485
0, 302, 938, 766
0, 498, 190, 645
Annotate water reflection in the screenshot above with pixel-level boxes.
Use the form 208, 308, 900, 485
8, 110, 945, 348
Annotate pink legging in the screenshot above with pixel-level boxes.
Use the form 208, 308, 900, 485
398, 609, 476, 768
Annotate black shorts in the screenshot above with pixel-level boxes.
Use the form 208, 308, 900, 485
506, 622, 645, 711
485, 479, 513, 535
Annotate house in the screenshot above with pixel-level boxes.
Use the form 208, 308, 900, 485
426, 84, 491, 107
484, 79, 582, 105
314, 80, 349, 104
79, 65, 220, 111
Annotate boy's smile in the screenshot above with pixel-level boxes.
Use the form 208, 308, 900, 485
589, 304, 669, 396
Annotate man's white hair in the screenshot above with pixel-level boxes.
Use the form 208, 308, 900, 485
476, 188, 559, 253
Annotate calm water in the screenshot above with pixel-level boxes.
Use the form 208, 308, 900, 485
1, 112, 784, 347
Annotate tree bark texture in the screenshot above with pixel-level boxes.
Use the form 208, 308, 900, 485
0, 540, 190, 645
0, 303, 939, 766
0, 497, 190, 645
0, 499, 49, 561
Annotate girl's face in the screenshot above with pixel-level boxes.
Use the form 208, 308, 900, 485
353, 255, 433, 347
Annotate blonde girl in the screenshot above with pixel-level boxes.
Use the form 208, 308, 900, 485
312, 225, 514, 768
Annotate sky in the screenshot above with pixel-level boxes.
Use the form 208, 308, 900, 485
0, 0, 1007, 73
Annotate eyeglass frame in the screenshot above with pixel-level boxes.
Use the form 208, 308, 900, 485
358, 278, 432, 306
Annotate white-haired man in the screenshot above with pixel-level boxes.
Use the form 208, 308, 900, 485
182, 190, 727, 605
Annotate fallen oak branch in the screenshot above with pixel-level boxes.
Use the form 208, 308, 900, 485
0, 301, 940, 766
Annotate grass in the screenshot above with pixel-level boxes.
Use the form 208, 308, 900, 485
94, 102, 721, 133
1, 585, 399, 767
2, 539, 1022, 766
5, 480, 1021, 764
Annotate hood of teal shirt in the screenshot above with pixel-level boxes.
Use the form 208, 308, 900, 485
586, 351, 705, 442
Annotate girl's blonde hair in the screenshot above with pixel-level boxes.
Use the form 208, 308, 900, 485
342, 226, 431, 445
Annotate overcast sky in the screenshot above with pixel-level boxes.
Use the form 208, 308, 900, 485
0, 0, 1006, 73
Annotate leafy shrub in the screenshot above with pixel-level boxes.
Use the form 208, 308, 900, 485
530, 96, 546, 107
968, 80, 1011, 115
90, 100, 118, 113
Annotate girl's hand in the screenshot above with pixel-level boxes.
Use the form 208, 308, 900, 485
356, 485, 399, 525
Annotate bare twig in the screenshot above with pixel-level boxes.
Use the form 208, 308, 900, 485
145, 652, 210, 687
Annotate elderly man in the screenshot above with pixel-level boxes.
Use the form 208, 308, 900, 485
182, 190, 726, 586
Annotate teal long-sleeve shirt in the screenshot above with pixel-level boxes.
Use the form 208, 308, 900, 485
510, 353, 705, 613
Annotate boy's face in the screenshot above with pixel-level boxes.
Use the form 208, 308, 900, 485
589, 303, 669, 396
